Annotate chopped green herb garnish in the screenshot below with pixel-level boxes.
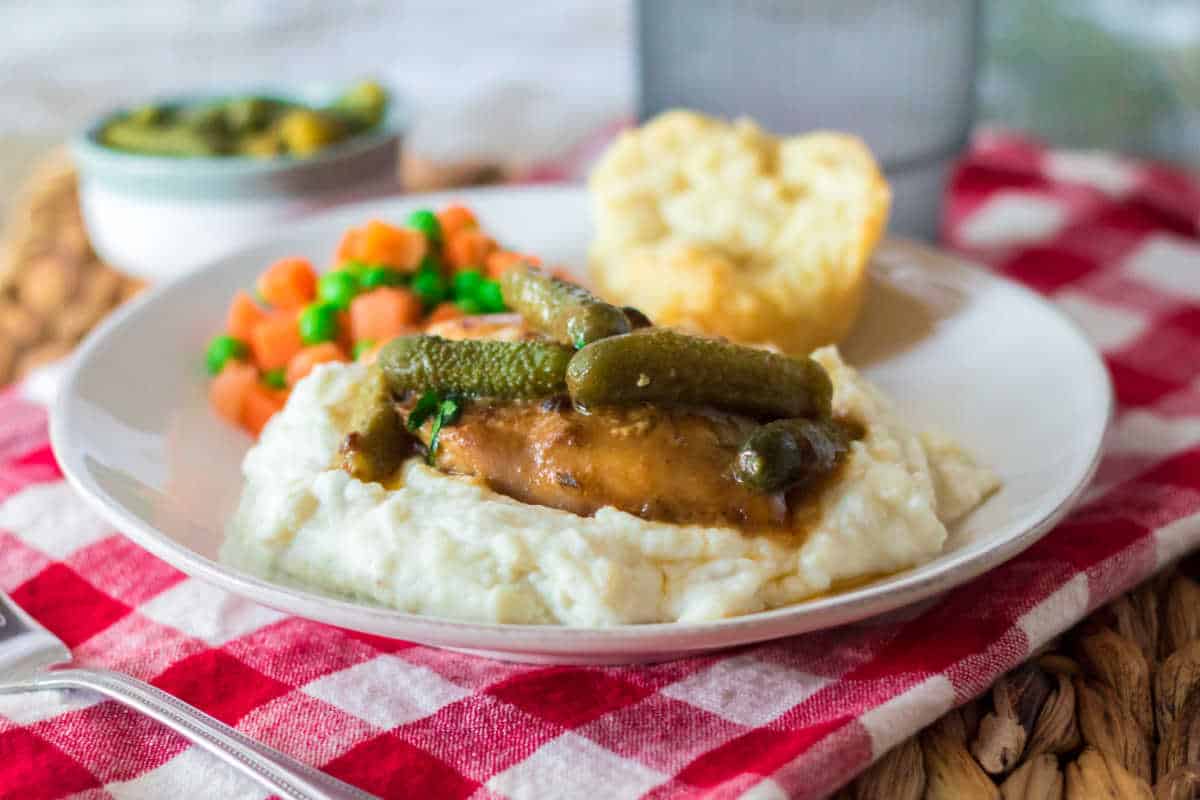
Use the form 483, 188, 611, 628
427, 397, 463, 461
406, 390, 441, 431
406, 390, 465, 463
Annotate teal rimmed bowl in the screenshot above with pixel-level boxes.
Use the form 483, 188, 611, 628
72, 84, 406, 280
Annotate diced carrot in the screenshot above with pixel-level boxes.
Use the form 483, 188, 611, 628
226, 291, 267, 340
209, 361, 258, 426
426, 301, 465, 325
484, 250, 542, 279
256, 257, 317, 309
335, 228, 366, 264
250, 309, 304, 370
349, 287, 423, 343
286, 342, 347, 386
242, 384, 287, 436
484, 250, 520, 278
445, 229, 496, 271
359, 220, 427, 271
436, 204, 477, 240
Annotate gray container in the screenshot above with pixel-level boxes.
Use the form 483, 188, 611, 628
636, 0, 982, 239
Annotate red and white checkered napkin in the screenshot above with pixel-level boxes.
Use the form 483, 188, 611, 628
3, 132, 1200, 800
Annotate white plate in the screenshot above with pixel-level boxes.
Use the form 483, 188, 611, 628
51, 186, 1111, 664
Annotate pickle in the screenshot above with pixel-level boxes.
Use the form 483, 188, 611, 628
379, 335, 572, 399
566, 328, 833, 419
339, 365, 412, 482
622, 306, 653, 329
238, 130, 284, 158
223, 97, 285, 134
277, 109, 345, 156
732, 418, 851, 493
330, 79, 389, 130
500, 265, 631, 348
177, 104, 233, 142
101, 119, 226, 156
127, 104, 170, 126
99, 82, 386, 159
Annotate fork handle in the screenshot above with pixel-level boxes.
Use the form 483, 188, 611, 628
12, 668, 375, 800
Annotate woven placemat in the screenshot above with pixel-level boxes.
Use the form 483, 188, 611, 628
0, 150, 510, 388
841, 562, 1200, 799
0, 150, 144, 385
3, 152, 1193, 799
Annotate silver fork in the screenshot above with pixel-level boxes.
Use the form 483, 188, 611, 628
0, 588, 375, 800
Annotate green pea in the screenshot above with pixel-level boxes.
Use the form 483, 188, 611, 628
206, 334, 248, 375
317, 270, 360, 309
407, 209, 441, 245
452, 269, 484, 300
477, 279, 506, 312
416, 254, 442, 275
360, 266, 404, 289
299, 303, 340, 344
457, 297, 484, 315
341, 259, 369, 277
353, 339, 377, 360
262, 367, 288, 389
411, 269, 448, 309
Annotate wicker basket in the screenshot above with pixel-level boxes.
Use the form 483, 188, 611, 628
0, 150, 512, 388
841, 564, 1200, 798
0, 150, 142, 385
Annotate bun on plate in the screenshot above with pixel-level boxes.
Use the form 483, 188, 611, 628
588, 110, 890, 355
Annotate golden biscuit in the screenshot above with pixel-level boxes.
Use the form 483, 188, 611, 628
589, 111, 890, 355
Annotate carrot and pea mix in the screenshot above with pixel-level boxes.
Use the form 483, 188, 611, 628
205, 203, 539, 436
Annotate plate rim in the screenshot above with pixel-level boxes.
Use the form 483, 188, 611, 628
49, 184, 1113, 659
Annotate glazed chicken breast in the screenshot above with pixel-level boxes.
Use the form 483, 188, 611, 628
416, 399, 786, 527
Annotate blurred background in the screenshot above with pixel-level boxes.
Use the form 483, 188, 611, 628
0, 0, 1198, 380
3, 0, 1199, 196
0, 1, 632, 215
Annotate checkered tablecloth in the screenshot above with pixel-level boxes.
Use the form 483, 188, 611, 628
3, 132, 1200, 799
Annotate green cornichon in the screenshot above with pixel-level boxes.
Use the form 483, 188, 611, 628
330, 79, 388, 130
102, 120, 226, 157
340, 365, 409, 483
565, 328, 833, 420
621, 306, 653, 329
223, 97, 283, 133
732, 418, 851, 493
500, 265, 631, 348
100, 81, 388, 159
379, 335, 573, 399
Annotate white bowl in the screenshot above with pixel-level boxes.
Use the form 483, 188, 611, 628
71, 86, 406, 281
51, 186, 1111, 664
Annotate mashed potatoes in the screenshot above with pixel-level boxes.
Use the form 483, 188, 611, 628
222, 352, 997, 626
589, 111, 890, 355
